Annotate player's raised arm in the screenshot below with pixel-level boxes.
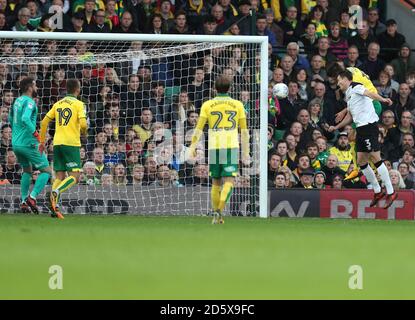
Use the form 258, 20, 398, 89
363, 89, 393, 106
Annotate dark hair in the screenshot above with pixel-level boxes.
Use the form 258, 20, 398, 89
268, 150, 280, 161
276, 139, 288, 148
338, 70, 353, 81
295, 153, 310, 163
306, 142, 319, 150
20, 76, 35, 93
66, 79, 80, 94
215, 75, 231, 93
175, 10, 186, 19
327, 62, 344, 78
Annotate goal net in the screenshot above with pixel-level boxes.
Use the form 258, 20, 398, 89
0, 32, 268, 217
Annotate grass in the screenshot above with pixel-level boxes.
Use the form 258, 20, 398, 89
1, 215, 415, 299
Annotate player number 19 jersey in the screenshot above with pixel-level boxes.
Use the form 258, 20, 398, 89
46, 95, 86, 147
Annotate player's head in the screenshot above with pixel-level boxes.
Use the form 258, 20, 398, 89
66, 79, 81, 97
337, 70, 353, 92
215, 75, 231, 94
326, 62, 345, 79
20, 76, 37, 96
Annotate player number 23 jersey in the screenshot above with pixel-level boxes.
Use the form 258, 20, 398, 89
200, 95, 246, 150
46, 96, 86, 147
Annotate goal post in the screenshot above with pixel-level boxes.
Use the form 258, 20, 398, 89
0, 31, 268, 218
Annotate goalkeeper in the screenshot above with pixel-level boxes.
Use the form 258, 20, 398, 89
327, 63, 383, 181
9, 77, 52, 214
189, 75, 250, 224
39, 79, 88, 219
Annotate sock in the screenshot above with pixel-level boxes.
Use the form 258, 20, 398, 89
361, 163, 381, 194
21, 172, 31, 202
52, 178, 62, 190
218, 181, 234, 213
376, 162, 394, 195
55, 176, 77, 196
211, 185, 221, 212
30, 172, 50, 199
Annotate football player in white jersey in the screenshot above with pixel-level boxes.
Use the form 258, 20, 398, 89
329, 70, 398, 209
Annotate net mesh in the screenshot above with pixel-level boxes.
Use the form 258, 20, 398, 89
0, 37, 261, 216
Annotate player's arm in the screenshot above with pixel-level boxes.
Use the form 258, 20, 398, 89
328, 111, 353, 132
79, 103, 88, 136
21, 103, 36, 134
189, 115, 207, 156
363, 89, 393, 106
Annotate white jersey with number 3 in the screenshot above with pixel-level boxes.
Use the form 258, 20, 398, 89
345, 82, 379, 128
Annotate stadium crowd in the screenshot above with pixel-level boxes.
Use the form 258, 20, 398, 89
0, 0, 414, 191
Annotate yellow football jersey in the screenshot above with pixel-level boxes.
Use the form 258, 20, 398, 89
46, 95, 86, 147
347, 67, 377, 93
199, 94, 246, 150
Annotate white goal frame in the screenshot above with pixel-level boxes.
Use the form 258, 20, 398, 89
0, 31, 269, 218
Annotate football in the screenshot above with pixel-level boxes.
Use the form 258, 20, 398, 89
272, 83, 289, 99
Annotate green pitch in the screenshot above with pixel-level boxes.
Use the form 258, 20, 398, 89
1, 215, 415, 300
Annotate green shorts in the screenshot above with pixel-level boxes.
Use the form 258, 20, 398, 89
13, 145, 49, 170
352, 101, 382, 129
209, 148, 239, 179
54, 145, 81, 172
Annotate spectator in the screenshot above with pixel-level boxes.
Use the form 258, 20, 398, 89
92, 147, 110, 180
383, 64, 400, 92
285, 133, 298, 165
101, 173, 114, 186
172, 89, 195, 123
0, 107, 9, 128
265, 8, 284, 45
129, 164, 145, 186
278, 6, 304, 45
406, 71, 415, 100
378, 19, 406, 63
279, 165, 294, 188
307, 141, 322, 170
256, 14, 278, 50
295, 169, 315, 189
112, 163, 128, 186
398, 112, 415, 142
143, 156, 158, 185
278, 81, 307, 129
104, 141, 121, 169
329, 21, 348, 60
274, 171, 287, 189
275, 139, 296, 171
111, 11, 139, 33
339, 10, 354, 39
297, 108, 315, 152
295, 68, 311, 101
313, 170, 326, 189
367, 7, 386, 38
292, 153, 312, 184
268, 151, 282, 187
151, 164, 172, 187
106, 0, 121, 29
313, 36, 337, 66
344, 45, 363, 68
349, 20, 376, 54
80, 161, 100, 186
86, 9, 111, 33
374, 70, 397, 101
391, 43, 415, 84
300, 22, 318, 55
13, 7, 36, 31
169, 10, 191, 34
307, 55, 327, 81
0, 124, 11, 163
155, 0, 174, 31
308, 98, 323, 127
64, 11, 85, 32
388, 169, 406, 191
329, 132, 353, 172
3, 149, 21, 184
287, 42, 310, 70
361, 42, 386, 80
133, 108, 153, 144
331, 173, 344, 189
321, 154, 345, 185
188, 164, 209, 186
394, 83, 415, 123
309, 5, 328, 38
397, 161, 414, 189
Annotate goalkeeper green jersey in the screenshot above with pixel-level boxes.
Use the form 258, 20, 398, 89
9, 95, 38, 147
